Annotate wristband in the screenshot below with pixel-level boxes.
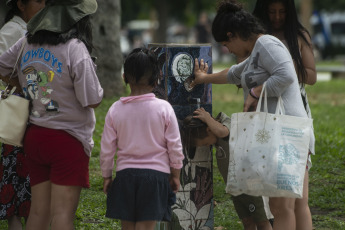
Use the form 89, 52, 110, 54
249, 88, 259, 100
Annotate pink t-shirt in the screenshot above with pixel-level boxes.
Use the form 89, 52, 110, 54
0, 37, 104, 156
100, 93, 184, 178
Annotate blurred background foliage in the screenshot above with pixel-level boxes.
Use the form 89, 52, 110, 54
120, 0, 345, 61
121, 0, 345, 28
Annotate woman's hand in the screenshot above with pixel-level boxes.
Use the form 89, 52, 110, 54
190, 58, 209, 88
243, 95, 258, 112
244, 86, 262, 112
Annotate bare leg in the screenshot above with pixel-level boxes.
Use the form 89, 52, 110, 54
295, 170, 312, 230
269, 197, 295, 230
50, 184, 82, 230
8, 216, 22, 230
135, 221, 157, 230
256, 220, 273, 230
241, 217, 257, 230
122, 220, 135, 230
25, 181, 51, 230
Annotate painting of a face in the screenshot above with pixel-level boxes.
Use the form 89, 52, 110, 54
172, 53, 193, 83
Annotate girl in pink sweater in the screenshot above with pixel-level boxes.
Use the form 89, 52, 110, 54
100, 48, 184, 230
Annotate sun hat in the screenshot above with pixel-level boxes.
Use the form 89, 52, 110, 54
27, 0, 97, 35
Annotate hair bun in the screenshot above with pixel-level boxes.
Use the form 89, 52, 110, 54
216, 0, 242, 14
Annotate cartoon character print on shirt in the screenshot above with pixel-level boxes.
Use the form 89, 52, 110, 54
22, 66, 39, 100
37, 70, 53, 104
20, 46, 62, 117
22, 66, 59, 117
37, 70, 59, 115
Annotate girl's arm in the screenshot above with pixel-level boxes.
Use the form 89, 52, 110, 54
299, 32, 317, 85
165, 109, 183, 193
103, 177, 112, 194
165, 106, 184, 183
100, 109, 117, 194
169, 168, 181, 193
100, 107, 117, 179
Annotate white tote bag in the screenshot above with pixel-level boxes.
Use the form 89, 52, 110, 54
226, 82, 313, 198
0, 87, 29, 147
0, 39, 29, 147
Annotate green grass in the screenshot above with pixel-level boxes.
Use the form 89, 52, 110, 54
1, 79, 344, 229
85, 79, 345, 229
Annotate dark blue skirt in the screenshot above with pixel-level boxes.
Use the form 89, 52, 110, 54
106, 168, 176, 222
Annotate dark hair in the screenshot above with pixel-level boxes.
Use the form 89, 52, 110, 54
212, 0, 265, 42
123, 48, 159, 87
27, 16, 94, 54
4, 0, 29, 23
253, 0, 311, 85
183, 115, 208, 142
180, 115, 209, 159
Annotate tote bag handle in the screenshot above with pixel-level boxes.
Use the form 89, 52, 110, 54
275, 97, 285, 115
256, 82, 268, 112
255, 81, 285, 115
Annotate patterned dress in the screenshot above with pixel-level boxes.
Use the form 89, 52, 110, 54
0, 144, 31, 219
0, 15, 31, 220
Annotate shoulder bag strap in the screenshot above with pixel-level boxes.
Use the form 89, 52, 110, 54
5, 38, 27, 92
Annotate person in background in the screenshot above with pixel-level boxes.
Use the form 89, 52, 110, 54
190, 0, 315, 229
100, 48, 184, 230
0, 0, 45, 53
253, 1, 316, 229
182, 108, 273, 230
252, 0, 316, 115
0, 0, 45, 229
0, 0, 103, 229
195, 11, 212, 43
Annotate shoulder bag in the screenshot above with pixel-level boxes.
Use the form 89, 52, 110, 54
0, 39, 29, 147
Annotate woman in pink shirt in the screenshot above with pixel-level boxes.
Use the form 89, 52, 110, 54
0, 1, 45, 229
0, 0, 103, 229
100, 48, 184, 230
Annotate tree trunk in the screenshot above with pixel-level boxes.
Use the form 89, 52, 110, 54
92, 0, 124, 97
300, 0, 313, 34
153, 0, 169, 43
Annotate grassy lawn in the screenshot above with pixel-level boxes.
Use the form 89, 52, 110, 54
78, 78, 344, 229
0, 78, 344, 229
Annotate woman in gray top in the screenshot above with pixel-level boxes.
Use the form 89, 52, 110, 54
191, 0, 314, 229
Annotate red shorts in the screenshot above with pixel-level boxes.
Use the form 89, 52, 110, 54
24, 124, 90, 188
